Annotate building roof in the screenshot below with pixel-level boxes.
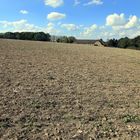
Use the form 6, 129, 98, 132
75, 39, 106, 46
75, 39, 97, 44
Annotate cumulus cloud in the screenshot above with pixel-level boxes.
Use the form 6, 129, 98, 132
78, 13, 140, 40
84, 0, 103, 6
0, 20, 60, 34
47, 22, 54, 28
125, 15, 138, 29
106, 13, 126, 26
0, 20, 39, 31
44, 0, 63, 8
45, 22, 60, 34
97, 14, 140, 40
47, 12, 66, 20
20, 10, 29, 14
81, 24, 98, 36
61, 24, 79, 31
106, 13, 139, 30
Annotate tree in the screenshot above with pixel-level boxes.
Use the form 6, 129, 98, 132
68, 36, 76, 43
4, 32, 16, 39
133, 36, 140, 49
107, 38, 118, 47
0, 33, 4, 38
14, 32, 21, 40
34, 32, 51, 41
56, 38, 61, 43
118, 37, 130, 48
56, 36, 76, 43
62, 36, 69, 43
19, 32, 35, 40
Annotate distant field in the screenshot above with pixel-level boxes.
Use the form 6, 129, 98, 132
0, 39, 140, 140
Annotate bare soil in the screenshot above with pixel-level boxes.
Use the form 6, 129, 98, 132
0, 39, 140, 140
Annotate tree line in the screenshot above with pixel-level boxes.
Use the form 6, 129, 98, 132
107, 36, 140, 50
0, 32, 51, 41
0, 32, 76, 43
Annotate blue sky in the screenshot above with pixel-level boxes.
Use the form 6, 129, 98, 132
0, 0, 140, 40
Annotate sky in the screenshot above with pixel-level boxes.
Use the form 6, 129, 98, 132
0, 0, 140, 40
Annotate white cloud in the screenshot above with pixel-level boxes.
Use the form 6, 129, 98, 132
78, 13, 140, 40
44, 0, 63, 8
81, 24, 98, 36
0, 13, 140, 40
20, 10, 29, 14
84, 0, 103, 6
0, 20, 60, 35
99, 25, 106, 29
45, 22, 60, 34
47, 22, 54, 28
106, 13, 139, 31
98, 14, 140, 40
125, 15, 138, 29
61, 24, 79, 31
74, 0, 80, 6
47, 12, 66, 20
0, 20, 39, 31
106, 13, 126, 26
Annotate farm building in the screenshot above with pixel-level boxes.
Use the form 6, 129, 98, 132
75, 39, 106, 47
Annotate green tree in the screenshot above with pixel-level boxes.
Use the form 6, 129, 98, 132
0, 33, 4, 38
4, 32, 16, 39
107, 38, 118, 47
56, 36, 76, 43
118, 37, 130, 48
68, 36, 76, 43
61, 36, 69, 43
56, 38, 61, 43
34, 32, 51, 41
133, 36, 140, 49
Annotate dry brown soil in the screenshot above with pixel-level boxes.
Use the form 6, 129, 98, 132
0, 39, 140, 140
